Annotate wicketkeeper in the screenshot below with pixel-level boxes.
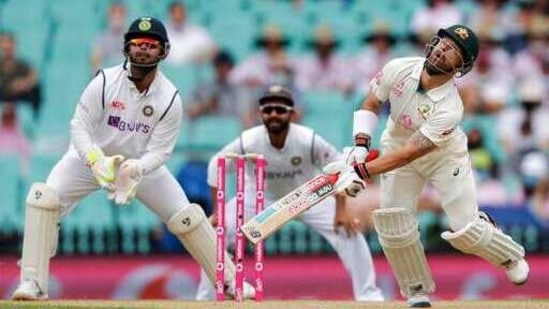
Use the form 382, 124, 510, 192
12, 16, 254, 301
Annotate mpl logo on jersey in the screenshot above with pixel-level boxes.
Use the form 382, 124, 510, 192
107, 115, 151, 134
110, 100, 126, 111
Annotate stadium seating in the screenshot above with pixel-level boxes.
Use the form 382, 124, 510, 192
301, 90, 354, 149
177, 114, 242, 152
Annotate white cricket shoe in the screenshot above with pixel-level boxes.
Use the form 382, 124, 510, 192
505, 259, 529, 285
225, 280, 256, 300
407, 293, 432, 308
12, 280, 47, 301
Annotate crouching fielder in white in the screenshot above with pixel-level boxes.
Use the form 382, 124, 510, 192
195, 85, 383, 301
12, 16, 253, 301
339, 25, 528, 308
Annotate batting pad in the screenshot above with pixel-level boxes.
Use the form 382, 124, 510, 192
21, 183, 61, 296
441, 215, 525, 267
167, 203, 236, 286
373, 208, 435, 297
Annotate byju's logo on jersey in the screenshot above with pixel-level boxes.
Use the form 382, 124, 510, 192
107, 115, 151, 134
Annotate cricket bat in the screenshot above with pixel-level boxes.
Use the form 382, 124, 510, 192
241, 173, 339, 244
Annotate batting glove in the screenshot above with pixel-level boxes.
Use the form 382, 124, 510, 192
86, 149, 124, 191
108, 159, 143, 205
322, 161, 365, 198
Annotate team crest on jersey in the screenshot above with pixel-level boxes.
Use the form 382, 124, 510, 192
110, 100, 126, 111
291, 156, 302, 166
417, 104, 431, 120
142, 105, 154, 117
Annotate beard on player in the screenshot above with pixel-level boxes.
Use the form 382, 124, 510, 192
263, 116, 290, 135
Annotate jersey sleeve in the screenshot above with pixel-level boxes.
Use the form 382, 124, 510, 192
419, 104, 462, 146
369, 60, 397, 102
312, 133, 342, 166
139, 92, 183, 174
70, 71, 107, 159
206, 138, 243, 187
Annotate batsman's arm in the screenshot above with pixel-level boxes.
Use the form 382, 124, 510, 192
353, 130, 437, 179
353, 63, 392, 146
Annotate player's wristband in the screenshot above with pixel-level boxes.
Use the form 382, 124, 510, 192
353, 162, 371, 180
353, 110, 378, 140
355, 135, 371, 150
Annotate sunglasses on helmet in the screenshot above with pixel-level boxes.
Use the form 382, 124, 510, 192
129, 38, 161, 49
260, 104, 293, 114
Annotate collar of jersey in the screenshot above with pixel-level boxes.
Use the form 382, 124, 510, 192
411, 59, 454, 103
123, 63, 161, 96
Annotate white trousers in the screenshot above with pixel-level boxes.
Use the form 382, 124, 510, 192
379, 135, 478, 231
195, 194, 384, 301
47, 152, 190, 223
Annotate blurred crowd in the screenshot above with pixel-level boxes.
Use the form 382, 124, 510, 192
1, 0, 547, 229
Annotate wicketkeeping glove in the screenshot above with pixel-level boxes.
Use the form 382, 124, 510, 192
86, 149, 124, 191
108, 159, 143, 205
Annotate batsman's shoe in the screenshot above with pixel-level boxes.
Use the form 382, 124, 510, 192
12, 280, 46, 301
505, 258, 529, 285
225, 280, 256, 300
407, 293, 431, 308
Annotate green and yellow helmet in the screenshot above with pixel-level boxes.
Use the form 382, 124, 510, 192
437, 25, 479, 76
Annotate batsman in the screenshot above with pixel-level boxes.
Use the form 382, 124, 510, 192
328, 24, 529, 308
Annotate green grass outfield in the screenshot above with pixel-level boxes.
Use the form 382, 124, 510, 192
1, 300, 549, 309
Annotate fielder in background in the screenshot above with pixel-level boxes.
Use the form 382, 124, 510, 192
333, 24, 529, 308
195, 85, 384, 301
12, 16, 253, 301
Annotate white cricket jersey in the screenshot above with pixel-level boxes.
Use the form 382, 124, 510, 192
70, 63, 183, 174
207, 123, 341, 200
371, 57, 466, 149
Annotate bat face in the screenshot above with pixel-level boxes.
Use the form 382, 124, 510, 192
241, 173, 339, 244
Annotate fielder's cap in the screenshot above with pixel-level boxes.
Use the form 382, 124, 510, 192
125, 16, 169, 44
259, 85, 294, 106
437, 24, 479, 65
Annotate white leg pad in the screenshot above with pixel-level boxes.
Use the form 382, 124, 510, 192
20, 183, 61, 297
441, 215, 525, 267
373, 208, 435, 297
167, 203, 236, 289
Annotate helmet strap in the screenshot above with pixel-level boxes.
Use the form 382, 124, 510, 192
126, 60, 157, 82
